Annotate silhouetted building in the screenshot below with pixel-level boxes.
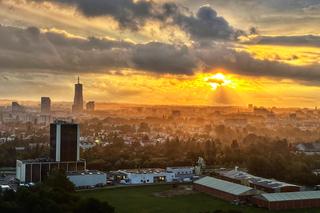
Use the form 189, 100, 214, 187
72, 77, 83, 113
86, 101, 95, 112
172, 110, 181, 117
12, 102, 24, 113
50, 121, 79, 162
41, 97, 51, 114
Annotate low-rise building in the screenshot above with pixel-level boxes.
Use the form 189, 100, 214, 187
67, 170, 106, 187
16, 158, 86, 183
253, 191, 320, 210
296, 142, 320, 155
166, 166, 195, 180
194, 176, 257, 202
110, 168, 175, 184
217, 169, 300, 193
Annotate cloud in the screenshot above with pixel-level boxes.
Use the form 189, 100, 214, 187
196, 44, 320, 83
246, 35, 320, 47
0, 25, 196, 74
27, 0, 240, 42
50, 0, 155, 31
0, 25, 320, 85
132, 42, 196, 74
172, 5, 241, 41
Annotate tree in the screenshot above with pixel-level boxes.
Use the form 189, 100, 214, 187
0, 171, 115, 213
75, 198, 114, 213
43, 170, 75, 192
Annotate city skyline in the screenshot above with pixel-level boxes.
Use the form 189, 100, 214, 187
0, 0, 319, 107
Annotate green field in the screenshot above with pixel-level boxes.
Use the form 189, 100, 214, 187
78, 185, 319, 213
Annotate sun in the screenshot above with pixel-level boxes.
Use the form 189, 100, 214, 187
204, 73, 232, 90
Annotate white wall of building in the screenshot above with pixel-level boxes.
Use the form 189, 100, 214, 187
125, 172, 175, 184
16, 160, 26, 182
67, 172, 106, 187
166, 167, 195, 177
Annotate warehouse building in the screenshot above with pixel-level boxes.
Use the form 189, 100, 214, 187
217, 168, 300, 193
110, 168, 175, 184
253, 191, 320, 210
194, 176, 257, 202
67, 170, 106, 187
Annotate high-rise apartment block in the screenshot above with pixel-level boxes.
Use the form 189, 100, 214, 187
50, 121, 80, 162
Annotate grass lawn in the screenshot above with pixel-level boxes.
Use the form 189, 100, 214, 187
78, 185, 319, 213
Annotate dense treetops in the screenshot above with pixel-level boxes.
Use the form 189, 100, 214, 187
0, 171, 114, 213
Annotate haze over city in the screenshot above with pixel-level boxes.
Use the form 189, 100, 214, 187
2, 1, 320, 213
0, 0, 320, 107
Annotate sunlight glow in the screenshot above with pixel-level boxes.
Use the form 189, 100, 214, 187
204, 73, 232, 90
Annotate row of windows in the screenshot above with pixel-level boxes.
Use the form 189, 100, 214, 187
176, 171, 193, 175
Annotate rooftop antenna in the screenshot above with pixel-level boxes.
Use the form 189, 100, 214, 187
78, 76, 80, 84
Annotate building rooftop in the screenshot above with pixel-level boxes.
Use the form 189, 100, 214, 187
115, 168, 169, 174
17, 158, 86, 163
53, 120, 75, 124
219, 169, 299, 189
166, 166, 194, 170
66, 170, 105, 176
194, 176, 255, 196
258, 191, 320, 202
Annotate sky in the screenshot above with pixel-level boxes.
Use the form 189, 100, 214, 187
0, 0, 319, 107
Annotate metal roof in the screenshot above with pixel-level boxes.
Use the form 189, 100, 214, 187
219, 169, 299, 189
261, 191, 320, 202
194, 176, 254, 196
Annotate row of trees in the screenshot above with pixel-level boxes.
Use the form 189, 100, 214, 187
1, 127, 320, 186
0, 139, 49, 167
0, 171, 114, 213
82, 133, 320, 186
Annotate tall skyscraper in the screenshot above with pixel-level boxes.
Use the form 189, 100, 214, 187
41, 97, 51, 114
72, 76, 83, 113
50, 121, 80, 162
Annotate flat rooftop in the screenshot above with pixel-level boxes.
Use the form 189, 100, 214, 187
166, 167, 194, 170
66, 170, 106, 176
17, 158, 86, 163
113, 168, 169, 174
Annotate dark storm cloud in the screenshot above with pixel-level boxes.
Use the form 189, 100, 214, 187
172, 5, 242, 41
199, 0, 320, 13
0, 25, 195, 74
1, 25, 320, 85
247, 35, 320, 47
196, 45, 320, 83
30, 0, 238, 41
48, 0, 154, 30
132, 42, 196, 74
